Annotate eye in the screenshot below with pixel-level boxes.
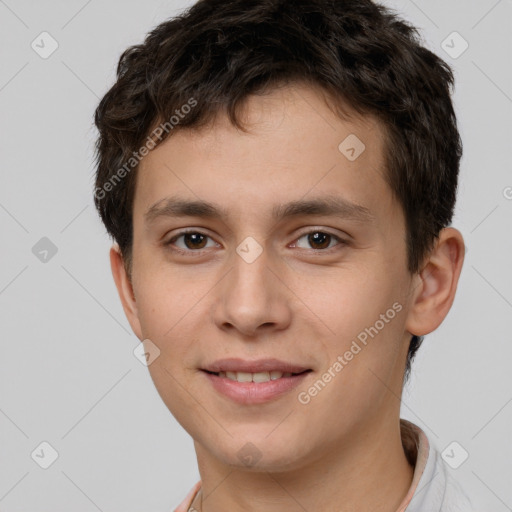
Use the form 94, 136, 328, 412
291, 230, 345, 251
166, 231, 219, 253
164, 229, 346, 255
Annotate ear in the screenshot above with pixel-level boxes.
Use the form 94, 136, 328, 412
405, 227, 465, 336
110, 244, 143, 341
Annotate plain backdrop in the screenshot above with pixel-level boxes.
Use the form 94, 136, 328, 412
0, 0, 511, 510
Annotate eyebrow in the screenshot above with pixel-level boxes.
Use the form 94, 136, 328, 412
144, 194, 375, 225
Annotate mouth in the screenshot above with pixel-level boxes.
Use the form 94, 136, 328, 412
202, 369, 312, 383
200, 358, 313, 404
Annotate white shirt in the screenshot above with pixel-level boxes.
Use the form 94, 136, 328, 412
397, 420, 475, 511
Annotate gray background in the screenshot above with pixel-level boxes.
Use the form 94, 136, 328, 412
0, 0, 511, 510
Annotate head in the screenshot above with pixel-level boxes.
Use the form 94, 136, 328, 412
93, 0, 464, 470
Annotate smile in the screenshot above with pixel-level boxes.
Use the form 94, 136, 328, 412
205, 369, 310, 382
201, 365, 312, 404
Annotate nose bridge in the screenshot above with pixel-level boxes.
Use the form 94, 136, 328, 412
213, 238, 291, 335
229, 241, 275, 312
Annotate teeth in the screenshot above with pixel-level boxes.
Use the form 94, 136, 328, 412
217, 370, 296, 382
236, 371, 253, 382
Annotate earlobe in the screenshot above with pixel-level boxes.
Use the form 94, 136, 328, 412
405, 227, 465, 337
109, 244, 143, 340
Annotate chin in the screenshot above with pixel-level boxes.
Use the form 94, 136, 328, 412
210, 436, 309, 473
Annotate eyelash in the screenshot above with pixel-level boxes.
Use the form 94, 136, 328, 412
164, 229, 347, 255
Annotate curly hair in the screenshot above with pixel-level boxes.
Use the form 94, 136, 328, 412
93, 0, 462, 383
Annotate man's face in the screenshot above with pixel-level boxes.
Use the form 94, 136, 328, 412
123, 83, 417, 470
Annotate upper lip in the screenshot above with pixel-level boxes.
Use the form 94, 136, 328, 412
202, 358, 311, 374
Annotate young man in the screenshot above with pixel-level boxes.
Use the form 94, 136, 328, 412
93, 0, 474, 510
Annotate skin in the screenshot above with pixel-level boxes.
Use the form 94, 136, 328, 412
110, 82, 465, 512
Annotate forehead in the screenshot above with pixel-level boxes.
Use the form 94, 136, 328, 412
134, 83, 397, 227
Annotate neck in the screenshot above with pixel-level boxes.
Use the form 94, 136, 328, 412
193, 415, 414, 512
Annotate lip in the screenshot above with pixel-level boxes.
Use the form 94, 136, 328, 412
202, 358, 311, 374
202, 370, 311, 405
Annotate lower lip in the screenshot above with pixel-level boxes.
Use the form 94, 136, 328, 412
202, 371, 311, 405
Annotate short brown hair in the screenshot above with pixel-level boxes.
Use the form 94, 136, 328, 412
93, 0, 463, 382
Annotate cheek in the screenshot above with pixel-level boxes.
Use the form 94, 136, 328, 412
290, 263, 395, 341
145, 358, 203, 437
296, 265, 406, 387
134, 264, 206, 338
133, 288, 199, 407
295, 314, 406, 438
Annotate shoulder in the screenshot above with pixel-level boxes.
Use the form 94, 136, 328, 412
436, 453, 475, 512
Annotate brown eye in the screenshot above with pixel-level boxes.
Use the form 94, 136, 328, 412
293, 230, 345, 251
182, 233, 207, 249
307, 232, 331, 249
166, 231, 218, 252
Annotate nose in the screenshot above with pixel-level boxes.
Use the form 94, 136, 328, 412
212, 244, 292, 338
